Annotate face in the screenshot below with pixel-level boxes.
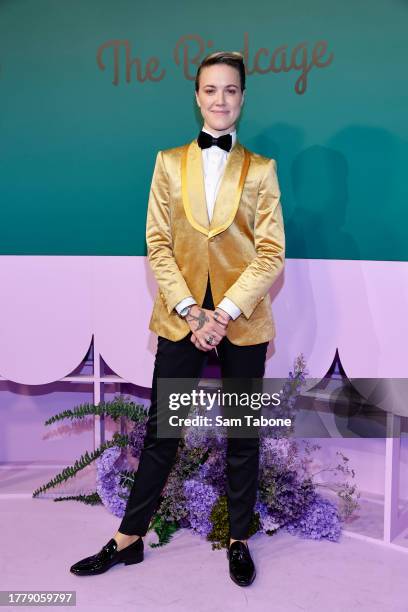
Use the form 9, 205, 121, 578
195, 63, 245, 136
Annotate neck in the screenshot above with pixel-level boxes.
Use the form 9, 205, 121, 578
202, 123, 236, 137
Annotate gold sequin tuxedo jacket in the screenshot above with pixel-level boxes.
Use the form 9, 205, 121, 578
145, 137, 285, 346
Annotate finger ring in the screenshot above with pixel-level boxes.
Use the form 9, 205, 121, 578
206, 335, 214, 345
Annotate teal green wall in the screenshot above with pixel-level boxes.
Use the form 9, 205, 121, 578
1, 0, 406, 260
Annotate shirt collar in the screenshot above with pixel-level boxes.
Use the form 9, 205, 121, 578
201, 126, 237, 150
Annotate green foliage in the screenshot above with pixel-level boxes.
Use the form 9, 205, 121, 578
53, 492, 102, 505
44, 395, 147, 426
148, 513, 180, 548
207, 495, 260, 550
34, 395, 147, 497
119, 469, 138, 492
32, 432, 129, 497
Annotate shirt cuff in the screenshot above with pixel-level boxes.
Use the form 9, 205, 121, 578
175, 296, 197, 315
216, 297, 242, 320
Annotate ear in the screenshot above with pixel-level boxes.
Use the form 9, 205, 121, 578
195, 91, 200, 108
240, 91, 245, 106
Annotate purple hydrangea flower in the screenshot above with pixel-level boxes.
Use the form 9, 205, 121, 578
255, 497, 280, 533
183, 479, 219, 536
285, 495, 341, 541
96, 446, 129, 518
197, 448, 227, 494
128, 421, 148, 459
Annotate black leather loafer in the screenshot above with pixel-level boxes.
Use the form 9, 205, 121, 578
227, 540, 256, 587
70, 537, 143, 576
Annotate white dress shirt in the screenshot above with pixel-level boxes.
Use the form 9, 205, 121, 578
175, 126, 242, 320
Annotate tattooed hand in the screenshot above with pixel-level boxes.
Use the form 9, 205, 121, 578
186, 306, 231, 351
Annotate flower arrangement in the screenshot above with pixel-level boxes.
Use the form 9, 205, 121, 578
33, 355, 360, 549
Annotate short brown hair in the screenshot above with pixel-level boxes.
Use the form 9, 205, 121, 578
195, 51, 246, 93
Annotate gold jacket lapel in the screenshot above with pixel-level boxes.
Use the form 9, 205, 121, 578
181, 139, 209, 236
181, 138, 250, 238
209, 140, 250, 238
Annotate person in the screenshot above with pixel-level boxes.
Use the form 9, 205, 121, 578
70, 50, 285, 587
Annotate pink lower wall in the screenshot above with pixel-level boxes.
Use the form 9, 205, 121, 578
0, 257, 407, 386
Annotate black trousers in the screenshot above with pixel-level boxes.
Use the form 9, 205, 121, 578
118, 278, 268, 540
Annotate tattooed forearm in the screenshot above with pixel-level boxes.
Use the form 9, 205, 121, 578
186, 307, 209, 331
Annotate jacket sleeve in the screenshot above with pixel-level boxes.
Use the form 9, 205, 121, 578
223, 158, 285, 319
145, 150, 193, 314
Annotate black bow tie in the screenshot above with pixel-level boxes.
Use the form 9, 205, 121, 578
197, 130, 232, 152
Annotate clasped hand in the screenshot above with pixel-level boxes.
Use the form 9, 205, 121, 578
185, 305, 230, 351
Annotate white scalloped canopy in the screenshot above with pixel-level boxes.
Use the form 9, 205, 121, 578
0, 257, 406, 386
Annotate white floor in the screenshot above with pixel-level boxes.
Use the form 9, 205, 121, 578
0, 465, 407, 612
